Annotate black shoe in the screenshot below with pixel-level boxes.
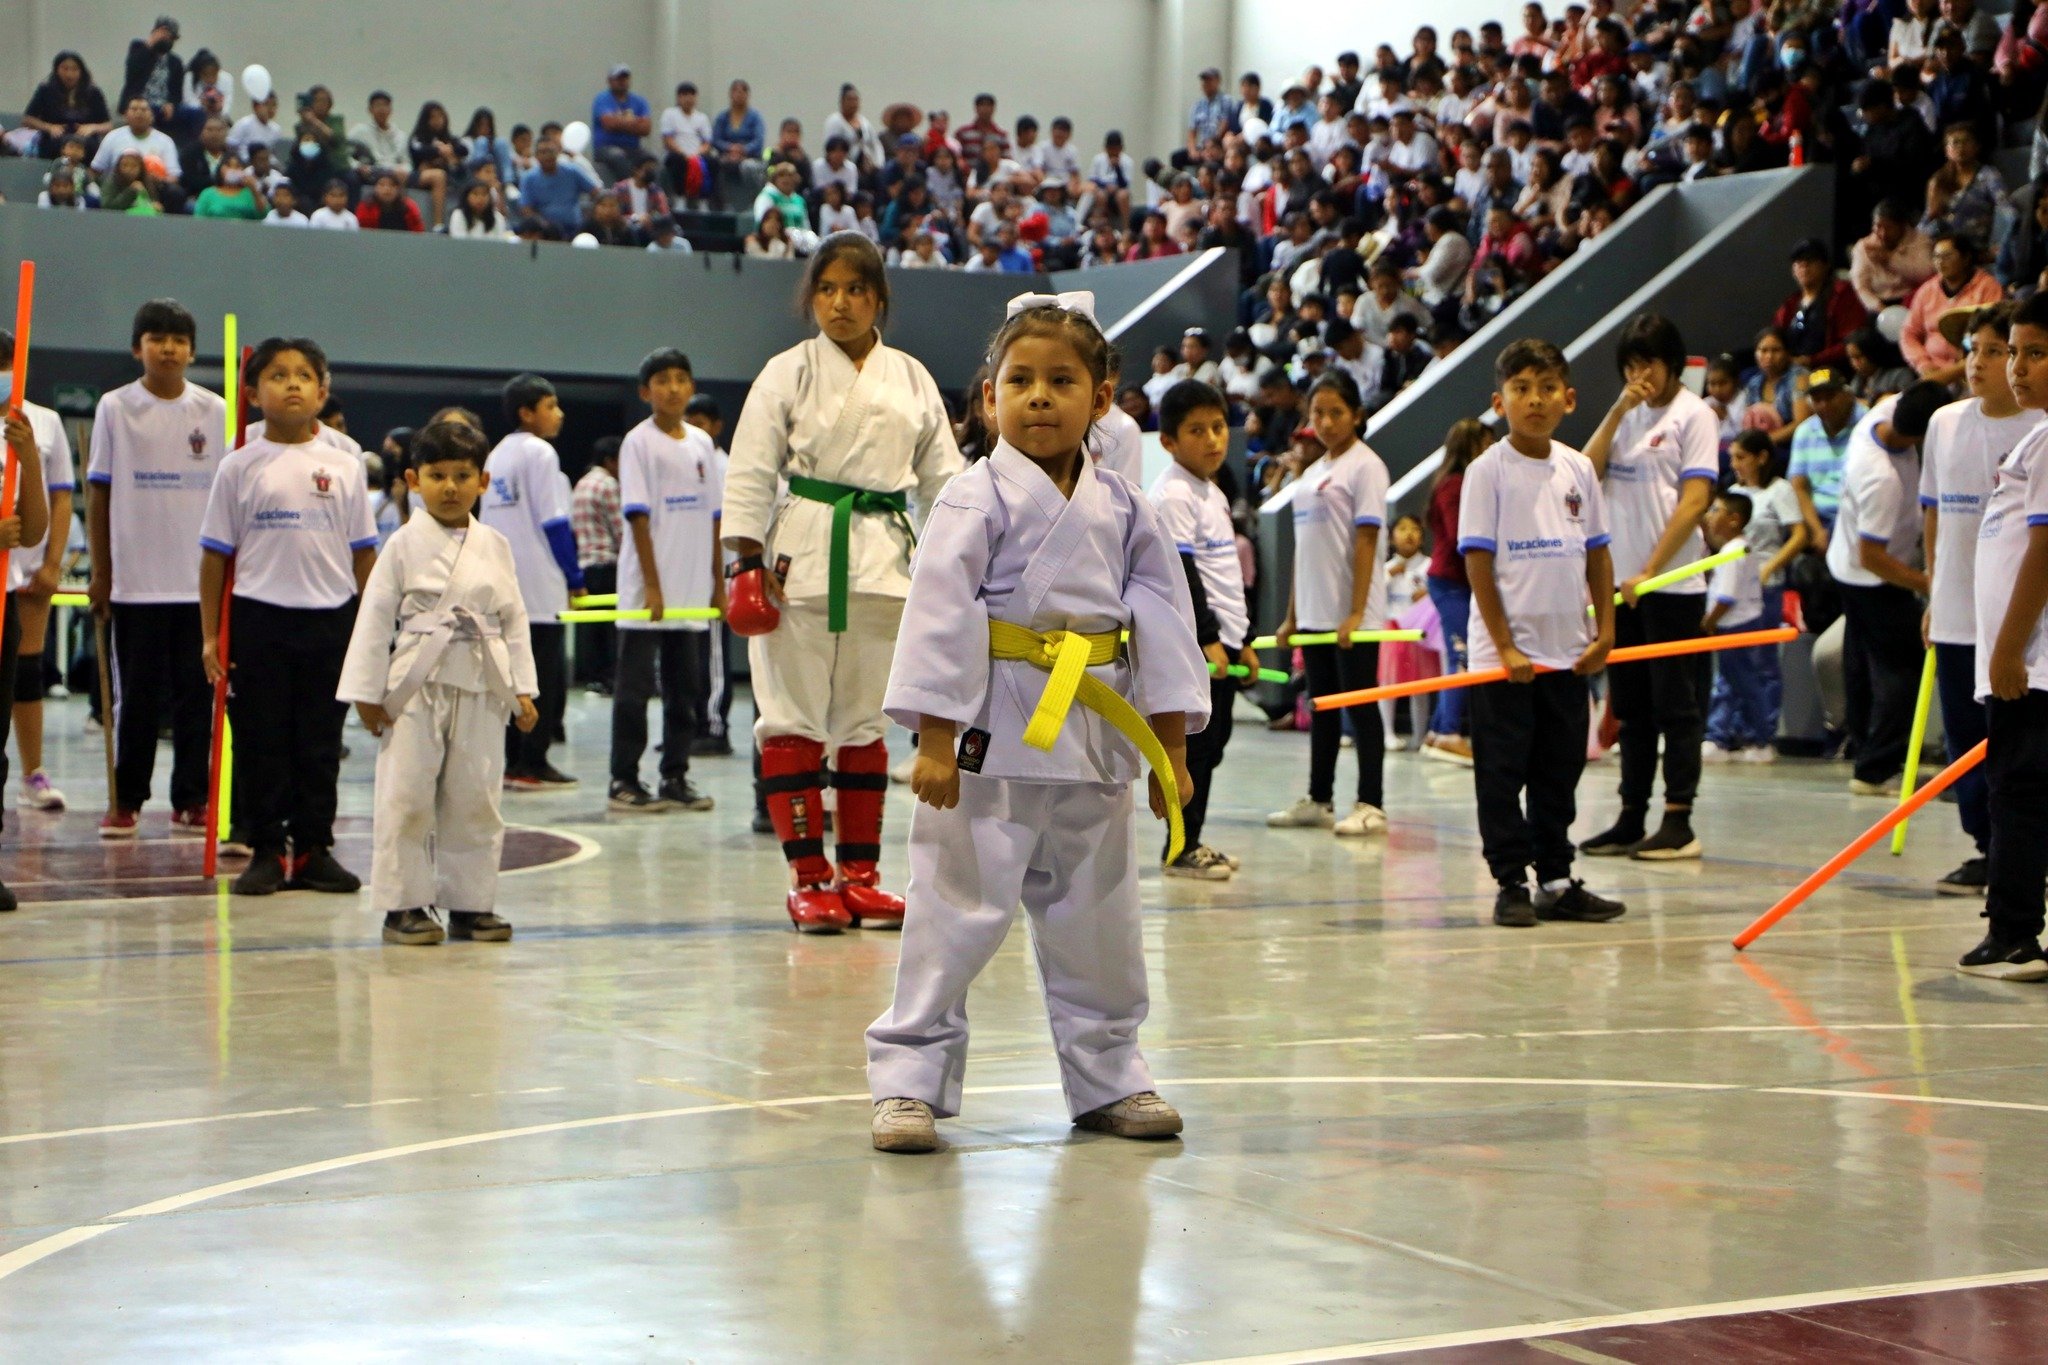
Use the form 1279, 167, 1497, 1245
291, 848, 362, 894
532, 764, 579, 788
1579, 814, 1646, 857
752, 808, 775, 835
0, 879, 15, 912
1629, 814, 1701, 862
689, 735, 733, 757
1957, 933, 2048, 981
233, 852, 290, 897
1493, 883, 1537, 928
659, 777, 714, 811
1937, 857, 1989, 898
608, 779, 672, 813
584, 681, 614, 697
1535, 879, 1627, 922
382, 908, 445, 946
448, 910, 514, 942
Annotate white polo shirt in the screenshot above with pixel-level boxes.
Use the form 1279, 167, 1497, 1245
1973, 421, 2048, 700
1291, 439, 1390, 633
1826, 397, 1921, 590
1602, 386, 1719, 592
1150, 461, 1249, 651
8, 401, 75, 593
198, 437, 378, 609
480, 431, 574, 617
1457, 439, 1610, 672
617, 418, 722, 632
1707, 534, 1763, 628
1919, 399, 2040, 646
86, 379, 229, 604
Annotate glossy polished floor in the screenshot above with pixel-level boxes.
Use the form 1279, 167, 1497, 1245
2, 688, 2044, 1363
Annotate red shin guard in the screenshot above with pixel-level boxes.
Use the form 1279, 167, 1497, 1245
832, 740, 903, 927
760, 735, 848, 932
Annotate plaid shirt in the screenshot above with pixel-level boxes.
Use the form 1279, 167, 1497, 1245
571, 464, 622, 568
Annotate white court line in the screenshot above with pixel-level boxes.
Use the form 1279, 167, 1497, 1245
1185, 1265, 2048, 1363
7, 1074, 2048, 1298
0, 1106, 318, 1146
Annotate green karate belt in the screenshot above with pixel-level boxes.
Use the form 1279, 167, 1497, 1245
784, 475, 913, 633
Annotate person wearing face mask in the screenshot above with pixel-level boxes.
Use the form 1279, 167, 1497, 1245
192, 150, 268, 219
118, 16, 184, 130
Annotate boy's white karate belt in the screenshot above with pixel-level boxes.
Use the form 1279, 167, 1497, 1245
987, 620, 1185, 863
380, 607, 516, 715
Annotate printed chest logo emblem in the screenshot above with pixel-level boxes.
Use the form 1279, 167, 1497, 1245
188, 426, 209, 458
312, 468, 335, 497
1647, 432, 1664, 448
1564, 487, 1583, 521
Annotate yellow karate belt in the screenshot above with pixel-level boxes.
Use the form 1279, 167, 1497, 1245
986, 620, 1186, 864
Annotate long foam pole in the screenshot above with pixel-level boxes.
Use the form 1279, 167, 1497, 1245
557, 607, 722, 623
1732, 740, 1988, 950
1587, 545, 1745, 615
1312, 626, 1798, 710
1, 261, 35, 648
1246, 629, 1423, 649
1889, 647, 1939, 856
203, 323, 241, 880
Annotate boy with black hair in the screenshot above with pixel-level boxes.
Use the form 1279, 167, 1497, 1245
1701, 490, 1775, 759
1148, 380, 1256, 880
481, 372, 584, 788
340, 420, 539, 946
87, 298, 227, 838
608, 349, 725, 811
1459, 338, 1624, 928
200, 337, 378, 896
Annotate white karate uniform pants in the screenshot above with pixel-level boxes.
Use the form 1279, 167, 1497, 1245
750, 594, 903, 749
865, 774, 1153, 1119
371, 681, 509, 913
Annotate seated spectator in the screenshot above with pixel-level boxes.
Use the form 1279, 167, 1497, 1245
591, 64, 652, 183
1742, 326, 1813, 448
38, 175, 87, 211
896, 230, 946, 268
98, 150, 160, 214
91, 95, 181, 184
356, 170, 424, 231
1381, 314, 1432, 393
988, 220, 1034, 271
176, 114, 232, 207
1516, 148, 1574, 233
409, 101, 466, 227
22, 51, 112, 157
767, 118, 813, 192
1035, 183, 1084, 267
290, 87, 355, 203
1353, 260, 1432, 344
1843, 325, 1916, 406
1999, 180, 2048, 291
1940, 0, 2002, 67
661, 82, 713, 205
1776, 238, 1869, 369
582, 193, 640, 247
615, 155, 670, 229
646, 214, 694, 253
816, 180, 857, 234
227, 91, 284, 163
823, 83, 883, 171
1923, 123, 2003, 248
752, 160, 810, 235
308, 179, 360, 230
518, 136, 600, 237
447, 179, 512, 240
353, 91, 407, 178
743, 209, 792, 258
463, 108, 514, 186
813, 137, 859, 200
1160, 173, 1208, 238
1410, 206, 1474, 312
1089, 129, 1137, 223
1466, 146, 1522, 243
1126, 210, 1183, 260
957, 93, 1009, 166
510, 124, 538, 180
1326, 319, 1389, 408
118, 18, 183, 129
262, 182, 309, 226
1900, 230, 2002, 383
1851, 200, 1937, 311
1471, 203, 1542, 290
1889, 0, 1943, 70
1926, 28, 1995, 146
710, 79, 767, 209
191, 150, 267, 220
1142, 345, 1180, 409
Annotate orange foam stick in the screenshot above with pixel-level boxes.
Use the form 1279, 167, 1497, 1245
1, 261, 34, 647
1732, 739, 1988, 950
1311, 626, 1798, 710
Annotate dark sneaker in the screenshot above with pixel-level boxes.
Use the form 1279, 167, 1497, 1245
233, 853, 290, 897
1957, 933, 2048, 981
0, 879, 16, 913
290, 849, 362, 894
1629, 814, 1701, 862
1579, 815, 1646, 857
1162, 846, 1231, 880
448, 910, 514, 942
1535, 880, 1627, 922
689, 735, 733, 757
1493, 883, 1537, 928
503, 772, 543, 792
751, 808, 775, 835
532, 765, 579, 789
659, 777, 714, 811
382, 908, 444, 946
1937, 857, 1989, 898
608, 780, 672, 813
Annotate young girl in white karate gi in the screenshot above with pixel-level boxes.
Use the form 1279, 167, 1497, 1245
338, 420, 540, 946
865, 292, 1210, 1155
722, 232, 964, 934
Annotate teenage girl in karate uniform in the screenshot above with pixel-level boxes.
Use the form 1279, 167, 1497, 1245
865, 292, 1210, 1154
722, 233, 964, 934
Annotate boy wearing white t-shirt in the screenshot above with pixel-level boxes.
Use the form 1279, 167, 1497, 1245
1459, 339, 1624, 929
1150, 380, 1256, 880
1957, 295, 2048, 980
199, 338, 379, 897
1578, 315, 1718, 863
1919, 302, 2036, 898
481, 373, 586, 789
608, 350, 725, 813
86, 298, 228, 839
1702, 492, 1774, 758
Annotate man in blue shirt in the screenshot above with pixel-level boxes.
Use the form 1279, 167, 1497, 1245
592, 64, 652, 182
1185, 68, 1239, 165
518, 136, 600, 237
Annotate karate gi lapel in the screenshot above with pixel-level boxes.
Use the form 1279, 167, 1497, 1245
989, 440, 1099, 625
807, 333, 887, 482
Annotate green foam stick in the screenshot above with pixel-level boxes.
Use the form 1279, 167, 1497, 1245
1589, 545, 1746, 615
1248, 629, 1424, 649
1890, 647, 1939, 855
558, 608, 723, 623
570, 593, 619, 608
1212, 664, 1292, 683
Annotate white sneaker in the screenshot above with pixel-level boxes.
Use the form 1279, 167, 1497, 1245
1267, 797, 1335, 828
1201, 844, 1242, 871
889, 755, 916, 785
1333, 802, 1388, 837
1339, 734, 1355, 749
1740, 745, 1777, 764
1383, 733, 1407, 752
871, 1097, 938, 1153
1163, 846, 1232, 880
1074, 1090, 1182, 1139
17, 770, 65, 811
1702, 744, 1740, 764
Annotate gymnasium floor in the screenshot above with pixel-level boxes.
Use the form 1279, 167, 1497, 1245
1, 688, 2043, 1363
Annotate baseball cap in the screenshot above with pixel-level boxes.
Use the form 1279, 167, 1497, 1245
1805, 367, 1847, 394
608, 63, 631, 79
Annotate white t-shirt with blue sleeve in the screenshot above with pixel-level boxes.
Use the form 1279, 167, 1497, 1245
1458, 439, 1610, 672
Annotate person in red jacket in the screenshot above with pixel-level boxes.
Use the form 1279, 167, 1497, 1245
356, 170, 425, 231
1774, 238, 1869, 370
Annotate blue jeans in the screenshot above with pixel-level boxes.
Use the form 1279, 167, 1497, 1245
1705, 589, 1784, 748
1426, 576, 1470, 736
1934, 641, 1990, 854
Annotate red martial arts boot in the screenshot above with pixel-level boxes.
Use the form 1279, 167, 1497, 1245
832, 740, 904, 929
762, 735, 851, 934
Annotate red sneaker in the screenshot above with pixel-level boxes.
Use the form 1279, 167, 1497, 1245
98, 809, 139, 839
169, 808, 208, 837
837, 863, 904, 929
786, 882, 851, 934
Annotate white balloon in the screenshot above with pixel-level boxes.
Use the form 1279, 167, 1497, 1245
241, 64, 272, 103
571, 232, 599, 249
561, 120, 592, 156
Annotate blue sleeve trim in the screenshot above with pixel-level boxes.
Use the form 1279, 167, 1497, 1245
87, 471, 113, 485
1920, 496, 1938, 508
1585, 533, 1612, 550
46, 477, 76, 493
199, 536, 236, 554
1354, 515, 1384, 527
1859, 531, 1889, 543
2028, 514, 2048, 527
1458, 536, 1497, 553
622, 503, 651, 517
1679, 470, 1718, 484
1714, 594, 1737, 606
1175, 542, 1196, 554
544, 519, 585, 590
349, 536, 380, 551
540, 515, 571, 530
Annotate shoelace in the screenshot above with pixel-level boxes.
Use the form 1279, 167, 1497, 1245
878, 1098, 927, 1123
